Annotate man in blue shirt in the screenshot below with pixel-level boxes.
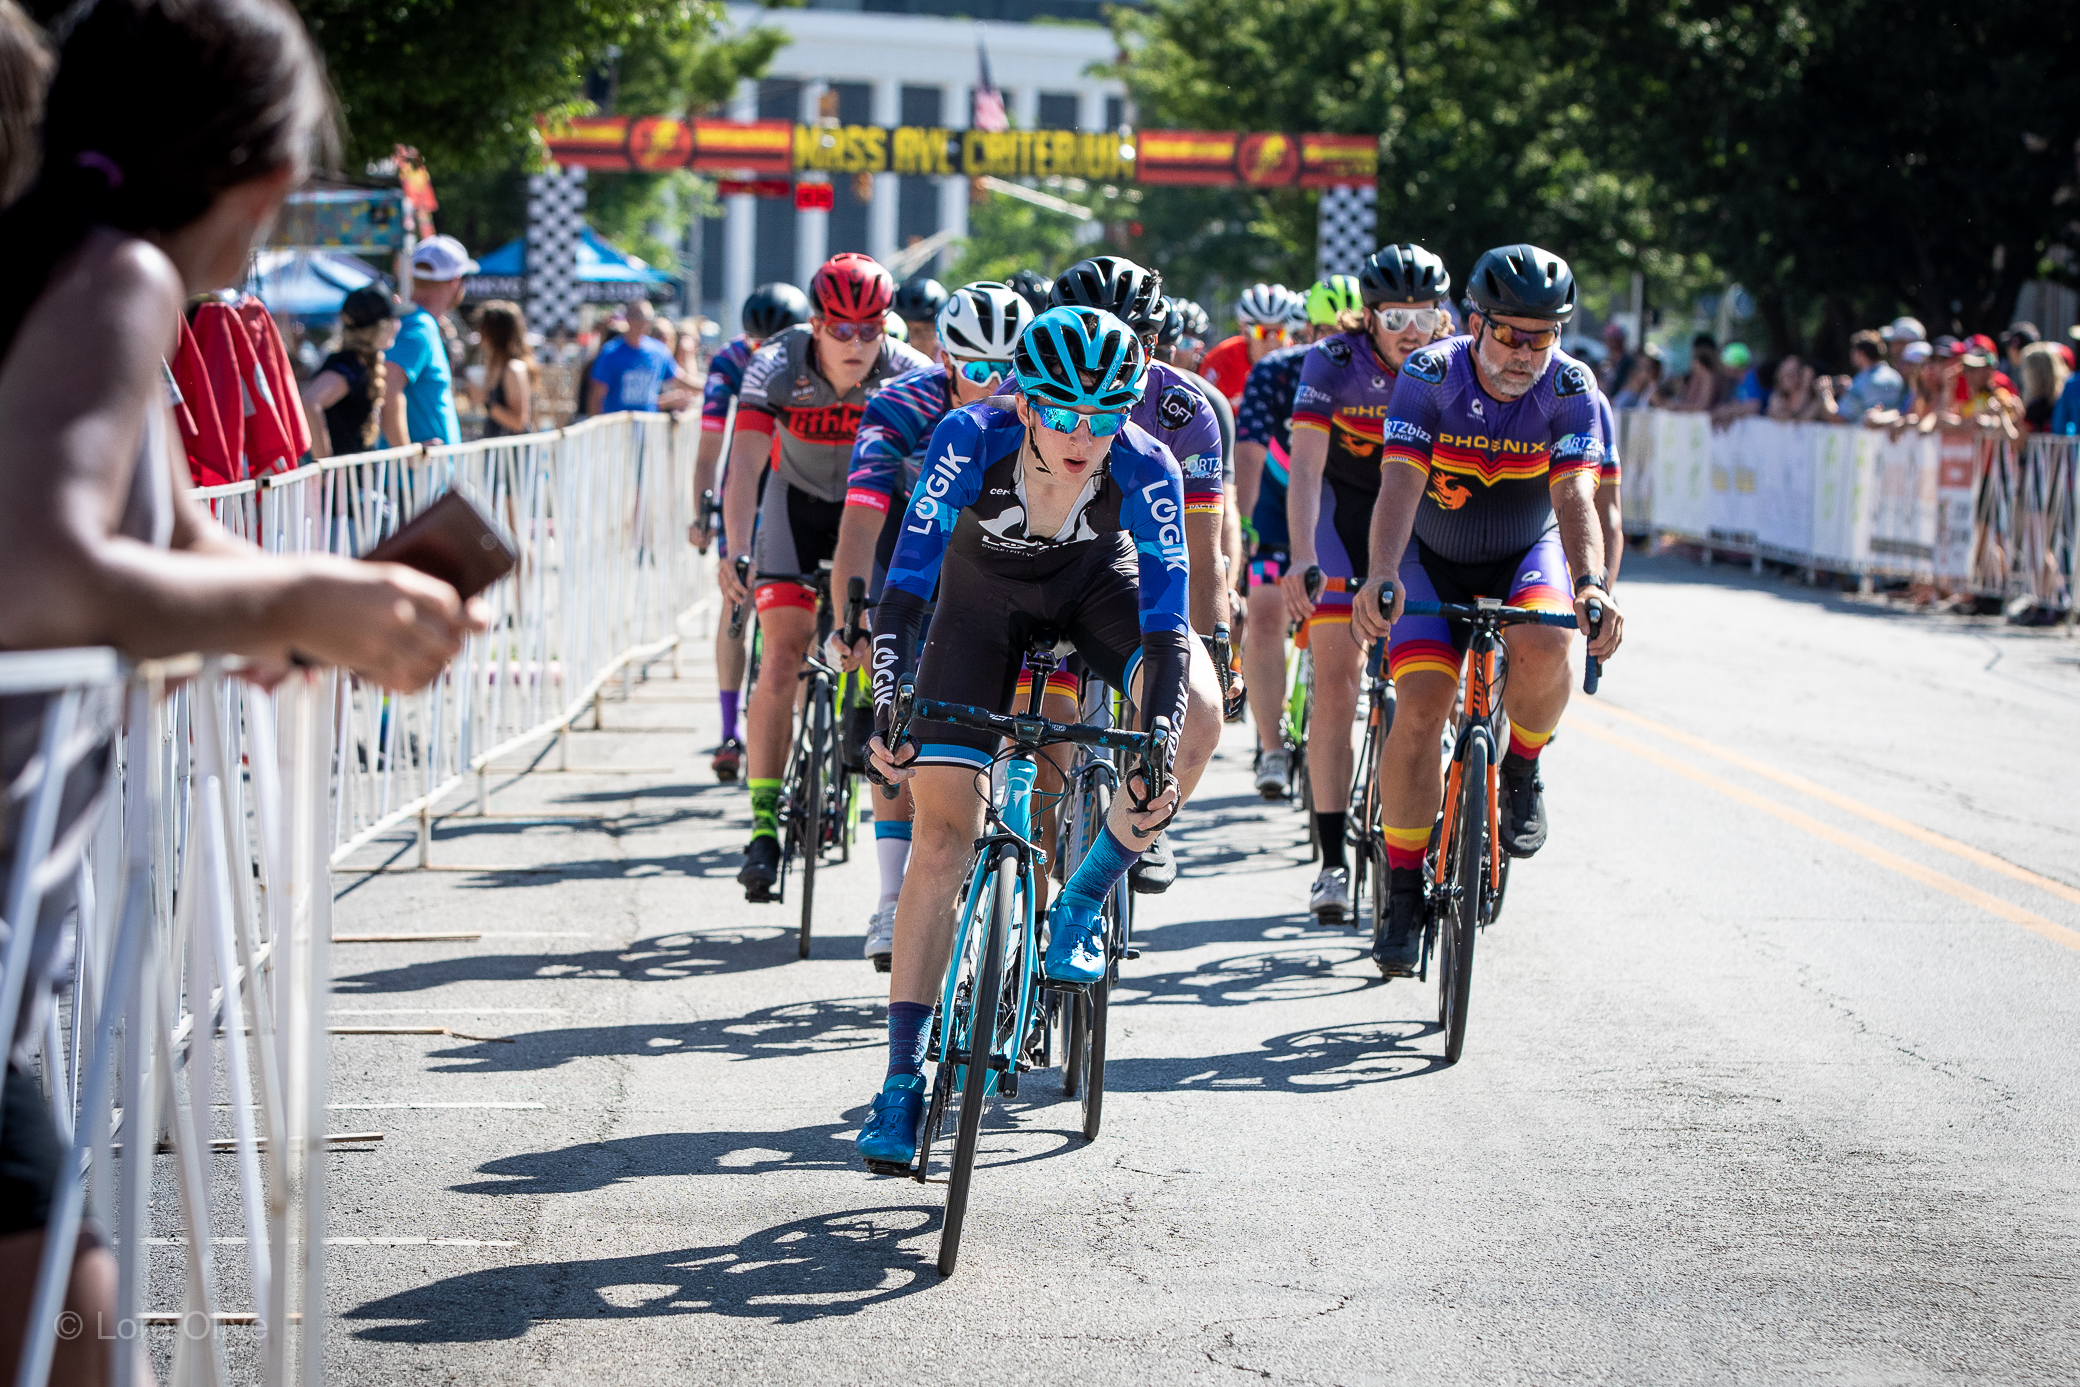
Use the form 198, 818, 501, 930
381, 234, 473, 447
586, 299, 689, 414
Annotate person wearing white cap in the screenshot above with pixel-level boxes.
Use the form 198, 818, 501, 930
381, 232, 479, 446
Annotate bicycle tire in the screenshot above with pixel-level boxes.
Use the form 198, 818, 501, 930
940, 846, 1014, 1276
798, 687, 828, 959
1062, 990, 1086, 1099
1440, 737, 1485, 1064
1078, 769, 1119, 1139
1059, 762, 1102, 1099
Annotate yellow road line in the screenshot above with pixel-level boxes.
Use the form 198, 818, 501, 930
1570, 719, 2080, 955
1587, 702, 2080, 911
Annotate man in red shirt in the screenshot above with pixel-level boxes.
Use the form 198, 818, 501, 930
1198, 283, 1301, 403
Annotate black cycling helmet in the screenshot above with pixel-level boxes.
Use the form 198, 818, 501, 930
892, 276, 949, 323
1174, 299, 1211, 342
1007, 268, 1054, 315
1051, 255, 1167, 335
741, 281, 812, 339
1464, 243, 1577, 322
1358, 244, 1450, 307
1154, 296, 1185, 348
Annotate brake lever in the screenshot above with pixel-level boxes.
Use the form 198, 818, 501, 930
874, 675, 917, 800
1583, 597, 1604, 696
727, 556, 753, 639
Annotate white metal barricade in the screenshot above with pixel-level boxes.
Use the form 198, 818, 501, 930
195, 412, 708, 868
2, 653, 333, 1387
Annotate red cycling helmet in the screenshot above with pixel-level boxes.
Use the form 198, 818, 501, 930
810, 252, 895, 323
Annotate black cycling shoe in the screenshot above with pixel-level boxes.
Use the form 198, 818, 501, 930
1500, 754, 1548, 859
738, 835, 780, 901
1128, 833, 1175, 895
1372, 868, 1425, 978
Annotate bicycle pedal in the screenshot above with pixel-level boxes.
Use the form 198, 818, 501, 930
1122, 947, 1141, 960
1038, 977, 1090, 996
872, 956, 892, 975
862, 1158, 913, 1178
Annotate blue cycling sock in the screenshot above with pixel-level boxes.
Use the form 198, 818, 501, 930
885, 1001, 932, 1080
1059, 824, 1140, 916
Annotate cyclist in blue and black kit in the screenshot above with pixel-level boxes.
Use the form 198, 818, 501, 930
1234, 274, 1362, 799
1350, 244, 1626, 977
828, 280, 1034, 970
853, 306, 1223, 1170
689, 281, 810, 781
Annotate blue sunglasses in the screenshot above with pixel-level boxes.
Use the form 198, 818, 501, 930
1034, 404, 1132, 437
954, 358, 1009, 386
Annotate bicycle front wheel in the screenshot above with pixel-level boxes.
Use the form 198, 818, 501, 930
940, 847, 1014, 1276
1439, 738, 1485, 1064
797, 690, 828, 960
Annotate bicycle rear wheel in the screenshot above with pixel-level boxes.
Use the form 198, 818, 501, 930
797, 689, 828, 959
939, 847, 1014, 1276
1439, 737, 1485, 1064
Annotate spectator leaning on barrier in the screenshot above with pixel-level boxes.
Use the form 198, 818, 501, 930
2050, 332, 2080, 434
0, 4, 487, 1382
1958, 337, 2021, 434
300, 283, 396, 457
1676, 333, 1723, 409
1829, 330, 1905, 422
1711, 342, 1764, 426
2017, 341, 2068, 434
1613, 344, 1663, 409
2001, 322, 2039, 383
585, 298, 692, 414
1880, 314, 1927, 368
1766, 354, 1831, 422
383, 232, 475, 446
1598, 320, 1637, 396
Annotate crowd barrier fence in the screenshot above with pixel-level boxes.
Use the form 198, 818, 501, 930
0, 410, 706, 1387
1615, 411, 2077, 610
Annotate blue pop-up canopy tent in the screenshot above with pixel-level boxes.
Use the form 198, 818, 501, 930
465, 226, 674, 301
246, 249, 386, 320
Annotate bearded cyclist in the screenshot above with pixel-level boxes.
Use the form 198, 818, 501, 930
829, 280, 1035, 968
1351, 243, 1625, 977
853, 306, 1223, 1168
1234, 274, 1361, 798
1281, 245, 1450, 923
691, 281, 812, 782
718, 253, 932, 900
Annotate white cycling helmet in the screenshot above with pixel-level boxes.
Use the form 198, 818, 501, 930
1235, 282, 1300, 326
937, 280, 1034, 361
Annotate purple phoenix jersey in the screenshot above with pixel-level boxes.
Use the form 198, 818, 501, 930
1381, 335, 1604, 564
701, 335, 756, 433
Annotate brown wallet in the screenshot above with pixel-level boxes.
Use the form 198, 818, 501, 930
362, 490, 518, 599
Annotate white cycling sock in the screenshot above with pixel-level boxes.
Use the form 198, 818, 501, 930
874, 820, 911, 909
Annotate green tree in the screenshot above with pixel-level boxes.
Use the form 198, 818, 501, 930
1548, 0, 2080, 349
1110, 0, 1698, 313
945, 180, 1136, 286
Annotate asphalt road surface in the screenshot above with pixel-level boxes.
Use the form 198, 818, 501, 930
279, 550, 2078, 1384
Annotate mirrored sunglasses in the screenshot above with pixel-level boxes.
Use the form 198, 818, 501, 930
954, 358, 1010, 386
1485, 319, 1560, 351
1376, 307, 1446, 335
1034, 404, 1131, 438
1245, 323, 1289, 341
822, 318, 884, 343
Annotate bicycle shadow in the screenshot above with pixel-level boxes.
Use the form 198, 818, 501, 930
1103, 1019, 1448, 1092
332, 925, 807, 995
420, 996, 888, 1075
1114, 946, 1378, 1009
344, 1204, 941, 1340
452, 1116, 868, 1197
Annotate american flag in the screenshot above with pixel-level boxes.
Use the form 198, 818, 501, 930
973, 36, 1008, 133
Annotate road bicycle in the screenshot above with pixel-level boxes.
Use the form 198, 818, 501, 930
727, 558, 865, 956
873, 632, 1170, 1276
1366, 584, 1602, 1064
1301, 568, 1392, 926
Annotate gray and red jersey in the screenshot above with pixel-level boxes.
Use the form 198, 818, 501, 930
736, 325, 932, 503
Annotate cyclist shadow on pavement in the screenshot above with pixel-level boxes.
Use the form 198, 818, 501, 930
1163, 792, 1314, 875
452, 1115, 871, 1197
345, 1204, 941, 1339
1103, 1020, 1448, 1091
417, 995, 890, 1074
332, 926, 811, 996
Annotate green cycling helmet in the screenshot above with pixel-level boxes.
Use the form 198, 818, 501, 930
1305, 275, 1363, 327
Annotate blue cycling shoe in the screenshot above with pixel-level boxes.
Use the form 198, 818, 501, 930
1043, 901, 1108, 985
855, 1074, 926, 1170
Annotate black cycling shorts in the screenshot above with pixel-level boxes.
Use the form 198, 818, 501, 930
910, 539, 1144, 770
751, 477, 904, 618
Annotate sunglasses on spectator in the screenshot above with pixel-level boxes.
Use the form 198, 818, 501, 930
820, 318, 884, 343
1483, 319, 1560, 352
1245, 324, 1289, 342
1375, 307, 1446, 335
1033, 404, 1132, 438
952, 358, 1010, 386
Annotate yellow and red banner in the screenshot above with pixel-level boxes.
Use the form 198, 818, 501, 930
539, 117, 1376, 188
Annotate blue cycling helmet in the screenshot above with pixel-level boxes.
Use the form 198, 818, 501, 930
1013, 306, 1148, 410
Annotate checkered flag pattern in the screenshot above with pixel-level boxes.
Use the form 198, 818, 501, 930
527, 166, 588, 334
1316, 183, 1377, 280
